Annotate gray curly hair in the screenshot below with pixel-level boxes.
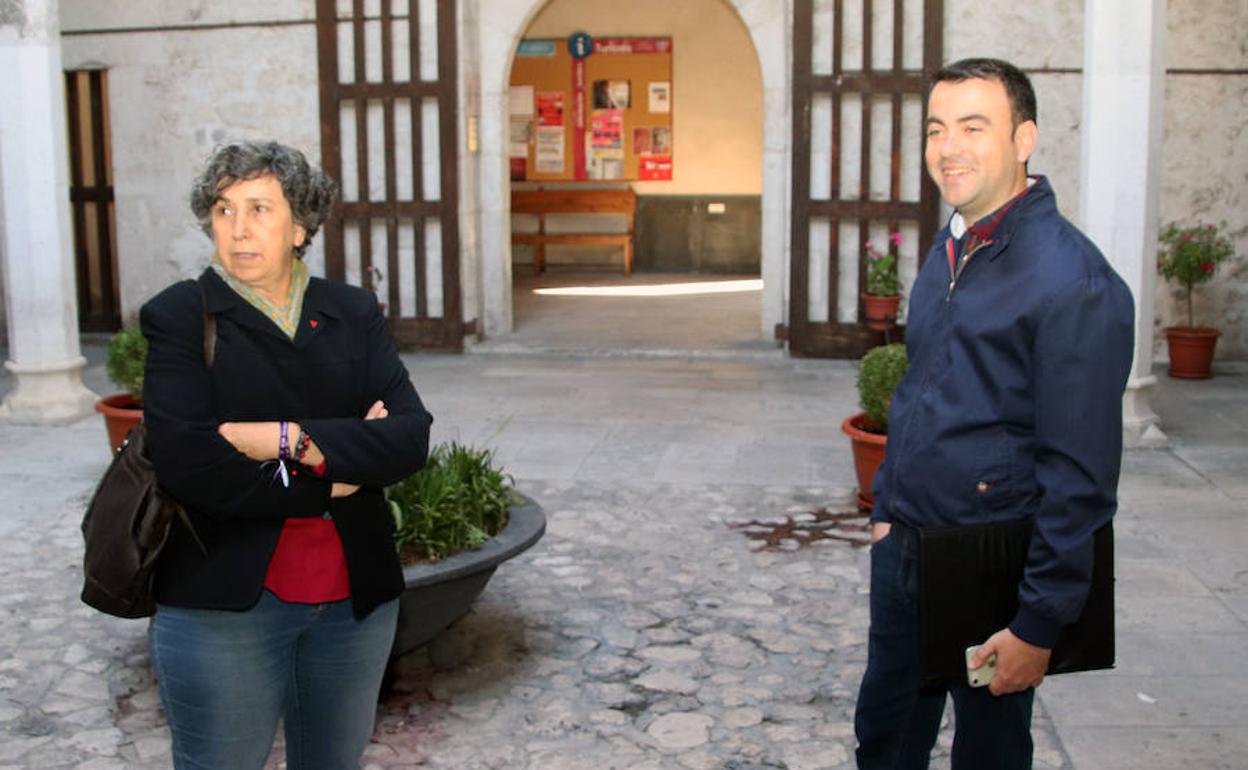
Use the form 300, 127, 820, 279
190, 141, 337, 258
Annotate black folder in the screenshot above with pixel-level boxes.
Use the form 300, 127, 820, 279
917, 520, 1114, 688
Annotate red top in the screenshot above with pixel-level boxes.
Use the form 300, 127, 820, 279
263, 463, 351, 603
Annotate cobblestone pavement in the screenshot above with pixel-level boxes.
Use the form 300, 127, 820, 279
2, 348, 1245, 768
0, 478, 1068, 770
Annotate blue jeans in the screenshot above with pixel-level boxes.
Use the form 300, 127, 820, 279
150, 590, 399, 770
854, 529, 1035, 769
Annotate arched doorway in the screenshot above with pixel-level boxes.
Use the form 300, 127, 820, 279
494, 0, 768, 352
475, 0, 790, 345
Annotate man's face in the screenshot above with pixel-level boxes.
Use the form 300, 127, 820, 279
924, 77, 1035, 225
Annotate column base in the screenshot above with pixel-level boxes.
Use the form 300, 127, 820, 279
0, 356, 99, 424
1123, 374, 1167, 448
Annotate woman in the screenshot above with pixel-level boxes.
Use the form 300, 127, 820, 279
140, 141, 432, 769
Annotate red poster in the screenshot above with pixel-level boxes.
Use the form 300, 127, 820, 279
536, 92, 564, 126
593, 38, 672, 55
573, 58, 586, 179
592, 110, 624, 149
638, 155, 673, 181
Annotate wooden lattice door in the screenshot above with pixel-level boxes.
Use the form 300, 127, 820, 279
315, 0, 463, 349
788, 0, 943, 357
65, 69, 120, 333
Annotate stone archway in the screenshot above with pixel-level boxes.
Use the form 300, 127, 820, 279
472, 0, 790, 340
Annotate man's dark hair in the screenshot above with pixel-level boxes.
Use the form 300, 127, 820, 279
932, 58, 1037, 130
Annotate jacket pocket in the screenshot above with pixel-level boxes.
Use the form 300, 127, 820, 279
971, 426, 1025, 511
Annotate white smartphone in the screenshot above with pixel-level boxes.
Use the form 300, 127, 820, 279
965, 645, 997, 688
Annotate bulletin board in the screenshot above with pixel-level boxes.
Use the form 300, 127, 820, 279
509, 36, 673, 182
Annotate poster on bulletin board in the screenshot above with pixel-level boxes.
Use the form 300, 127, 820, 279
509, 36, 673, 182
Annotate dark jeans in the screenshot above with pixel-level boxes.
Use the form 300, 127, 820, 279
854, 528, 1035, 770
150, 590, 399, 770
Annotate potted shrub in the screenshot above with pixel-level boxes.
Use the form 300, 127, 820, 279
841, 343, 907, 511
386, 443, 545, 657
1157, 221, 1235, 379
95, 326, 147, 452
862, 232, 903, 331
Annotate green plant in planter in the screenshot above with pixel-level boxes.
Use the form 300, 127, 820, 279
858, 343, 908, 433
106, 326, 148, 398
1157, 221, 1234, 328
864, 232, 903, 297
386, 443, 513, 563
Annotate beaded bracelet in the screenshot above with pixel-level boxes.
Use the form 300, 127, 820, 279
293, 428, 312, 464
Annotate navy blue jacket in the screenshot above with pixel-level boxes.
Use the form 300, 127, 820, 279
141, 268, 432, 619
872, 176, 1134, 648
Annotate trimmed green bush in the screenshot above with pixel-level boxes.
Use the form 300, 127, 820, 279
858, 343, 908, 432
106, 326, 148, 398
386, 443, 513, 562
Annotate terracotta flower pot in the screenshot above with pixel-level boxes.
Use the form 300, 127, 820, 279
1164, 326, 1219, 380
95, 394, 143, 453
842, 412, 888, 512
861, 293, 901, 331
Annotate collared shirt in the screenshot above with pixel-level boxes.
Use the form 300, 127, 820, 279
872, 175, 1135, 648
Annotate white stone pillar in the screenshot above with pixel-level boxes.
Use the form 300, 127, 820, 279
0, 0, 98, 423
1078, 0, 1167, 447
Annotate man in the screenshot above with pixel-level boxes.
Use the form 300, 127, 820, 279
853, 58, 1134, 769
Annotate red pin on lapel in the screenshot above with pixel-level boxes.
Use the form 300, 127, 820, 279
310, 319, 319, 328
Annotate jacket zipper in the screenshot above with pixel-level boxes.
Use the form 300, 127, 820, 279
945, 239, 992, 301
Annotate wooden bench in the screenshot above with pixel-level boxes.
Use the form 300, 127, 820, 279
511, 188, 636, 275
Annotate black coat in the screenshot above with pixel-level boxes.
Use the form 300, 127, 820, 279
140, 268, 432, 619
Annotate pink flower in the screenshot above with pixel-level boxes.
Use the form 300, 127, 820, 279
1202, 261, 1215, 274
888, 232, 903, 247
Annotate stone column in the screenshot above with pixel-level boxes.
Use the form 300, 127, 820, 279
1078, 0, 1167, 447
0, 0, 98, 423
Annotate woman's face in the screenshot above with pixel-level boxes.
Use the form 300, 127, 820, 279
211, 174, 306, 301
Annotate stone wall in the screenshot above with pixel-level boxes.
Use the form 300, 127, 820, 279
55, 0, 1248, 356
1157, 0, 1247, 360
59, 2, 322, 322
944, 0, 1248, 359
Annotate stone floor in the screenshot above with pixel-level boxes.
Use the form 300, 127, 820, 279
0, 329, 1245, 768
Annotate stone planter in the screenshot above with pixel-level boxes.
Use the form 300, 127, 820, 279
391, 492, 546, 657
842, 412, 888, 512
95, 394, 143, 453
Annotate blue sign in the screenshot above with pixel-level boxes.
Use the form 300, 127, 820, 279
516, 40, 556, 58
568, 31, 593, 60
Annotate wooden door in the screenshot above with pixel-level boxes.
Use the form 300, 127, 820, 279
65, 69, 120, 333
788, 0, 943, 357
315, 0, 464, 349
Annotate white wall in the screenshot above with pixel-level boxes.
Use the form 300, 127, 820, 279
54, 0, 1248, 357
944, 0, 1248, 360
521, 0, 763, 196
59, 5, 322, 321
1157, 0, 1248, 359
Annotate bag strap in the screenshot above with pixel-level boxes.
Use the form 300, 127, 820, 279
200, 280, 217, 369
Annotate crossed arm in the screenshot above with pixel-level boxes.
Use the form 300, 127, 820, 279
217, 399, 389, 498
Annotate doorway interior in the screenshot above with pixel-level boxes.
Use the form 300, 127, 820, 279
501, 0, 766, 354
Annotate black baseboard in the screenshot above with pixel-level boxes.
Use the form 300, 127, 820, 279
635, 195, 760, 273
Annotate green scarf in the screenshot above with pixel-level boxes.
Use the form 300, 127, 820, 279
211, 256, 309, 340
